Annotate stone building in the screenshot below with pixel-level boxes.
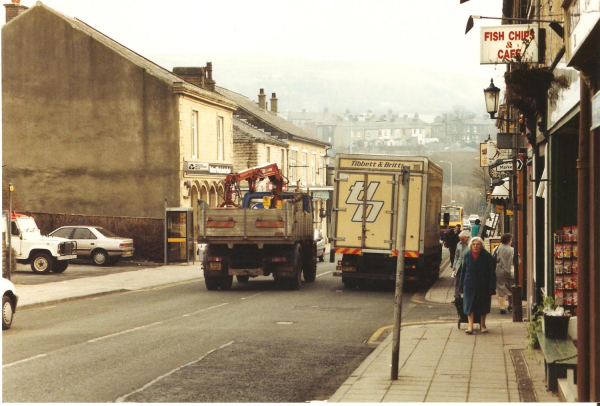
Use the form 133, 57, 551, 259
2, 2, 238, 220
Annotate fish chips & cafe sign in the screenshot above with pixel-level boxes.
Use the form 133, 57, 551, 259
480, 24, 540, 64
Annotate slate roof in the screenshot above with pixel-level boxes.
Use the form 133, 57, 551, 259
27, 2, 236, 109
233, 118, 288, 147
216, 86, 330, 148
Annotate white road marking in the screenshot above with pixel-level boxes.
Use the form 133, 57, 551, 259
88, 321, 164, 343
88, 303, 230, 343
115, 341, 235, 402
316, 271, 332, 278
5, 303, 231, 369
3, 354, 48, 369
241, 292, 266, 300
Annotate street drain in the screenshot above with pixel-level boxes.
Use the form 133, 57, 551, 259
510, 349, 537, 402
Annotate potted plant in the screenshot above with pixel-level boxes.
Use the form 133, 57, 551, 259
540, 296, 571, 339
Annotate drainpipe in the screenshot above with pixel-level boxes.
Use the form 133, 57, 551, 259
577, 72, 591, 402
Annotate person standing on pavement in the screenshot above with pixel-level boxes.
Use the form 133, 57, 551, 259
451, 230, 471, 303
493, 233, 514, 314
444, 224, 461, 265
459, 237, 496, 334
471, 219, 481, 237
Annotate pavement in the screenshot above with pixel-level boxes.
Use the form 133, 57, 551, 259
10, 249, 563, 403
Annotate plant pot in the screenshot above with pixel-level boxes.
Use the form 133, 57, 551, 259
543, 315, 571, 339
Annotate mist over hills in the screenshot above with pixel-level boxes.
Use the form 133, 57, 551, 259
147, 53, 492, 120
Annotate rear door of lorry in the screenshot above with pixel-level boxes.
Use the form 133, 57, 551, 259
335, 171, 396, 251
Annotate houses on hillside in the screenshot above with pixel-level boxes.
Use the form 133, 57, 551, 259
286, 109, 497, 155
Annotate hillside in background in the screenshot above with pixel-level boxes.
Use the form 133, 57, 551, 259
147, 53, 493, 119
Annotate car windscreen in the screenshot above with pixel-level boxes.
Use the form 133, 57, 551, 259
95, 227, 117, 238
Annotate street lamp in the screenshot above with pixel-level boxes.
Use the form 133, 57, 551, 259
482, 78, 522, 322
484, 78, 501, 119
439, 160, 453, 204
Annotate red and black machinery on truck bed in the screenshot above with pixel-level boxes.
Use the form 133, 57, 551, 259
199, 163, 317, 290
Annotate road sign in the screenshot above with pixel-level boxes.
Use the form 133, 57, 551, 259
496, 158, 524, 172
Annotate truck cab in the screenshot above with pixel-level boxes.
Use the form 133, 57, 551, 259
3, 212, 77, 274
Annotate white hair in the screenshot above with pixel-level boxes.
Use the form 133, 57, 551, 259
469, 236, 485, 249
459, 230, 471, 238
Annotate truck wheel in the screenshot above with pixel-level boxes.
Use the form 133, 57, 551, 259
236, 275, 250, 283
218, 276, 233, 290
342, 277, 358, 289
31, 252, 52, 274
288, 245, 302, 290
2, 295, 15, 330
205, 278, 219, 291
92, 249, 109, 266
303, 249, 317, 283
52, 260, 69, 273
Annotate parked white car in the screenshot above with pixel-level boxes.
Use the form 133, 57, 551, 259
3, 211, 77, 274
314, 229, 326, 262
2, 277, 18, 330
49, 226, 134, 266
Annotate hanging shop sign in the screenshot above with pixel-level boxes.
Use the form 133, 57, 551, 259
184, 162, 233, 175
564, 0, 600, 65
480, 24, 540, 64
480, 143, 488, 167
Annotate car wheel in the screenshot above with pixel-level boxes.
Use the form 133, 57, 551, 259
52, 260, 69, 273
92, 249, 109, 266
2, 295, 14, 330
31, 252, 53, 274
319, 254, 324, 262
236, 275, 249, 283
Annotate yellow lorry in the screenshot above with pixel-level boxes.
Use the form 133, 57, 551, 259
331, 154, 443, 288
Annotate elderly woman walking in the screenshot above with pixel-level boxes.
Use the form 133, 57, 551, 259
459, 237, 496, 334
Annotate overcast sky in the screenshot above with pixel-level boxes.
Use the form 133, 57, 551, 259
2, 0, 508, 117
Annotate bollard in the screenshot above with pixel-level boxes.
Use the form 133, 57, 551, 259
511, 285, 522, 322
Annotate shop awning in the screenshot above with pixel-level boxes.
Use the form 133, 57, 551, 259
490, 178, 510, 203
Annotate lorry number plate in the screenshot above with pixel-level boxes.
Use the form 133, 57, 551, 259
209, 263, 221, 270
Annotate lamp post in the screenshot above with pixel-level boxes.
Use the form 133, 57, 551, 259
439, 160, 453, 204
483, 78, 522, 322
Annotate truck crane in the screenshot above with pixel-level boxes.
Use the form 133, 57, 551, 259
198, 163, 317, 290
220, 162, 285, 208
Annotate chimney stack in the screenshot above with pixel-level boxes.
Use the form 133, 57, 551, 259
258, 89, 267, 110
270, 93, 278, 114
172, 67, 205, 88
5, 0, 28, 23
205, 62, 216, 92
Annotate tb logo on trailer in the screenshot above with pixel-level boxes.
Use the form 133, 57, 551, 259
345, 181, 384, 222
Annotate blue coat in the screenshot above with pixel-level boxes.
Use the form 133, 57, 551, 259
459, 250, 496, 315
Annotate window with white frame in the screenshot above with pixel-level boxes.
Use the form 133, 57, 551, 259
281, 149, 285, 175
321, 156, 326, 185
266, 146, 271, 162
217, 116, 224, 161
192, 111, 199, 158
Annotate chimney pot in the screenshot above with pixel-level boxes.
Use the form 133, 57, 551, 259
5, 1, 28, 23
258, 89, 267, 110
270, 93, 278, 114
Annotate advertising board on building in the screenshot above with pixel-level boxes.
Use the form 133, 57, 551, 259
480, 24, 539, 64
184, 162, 233, 175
